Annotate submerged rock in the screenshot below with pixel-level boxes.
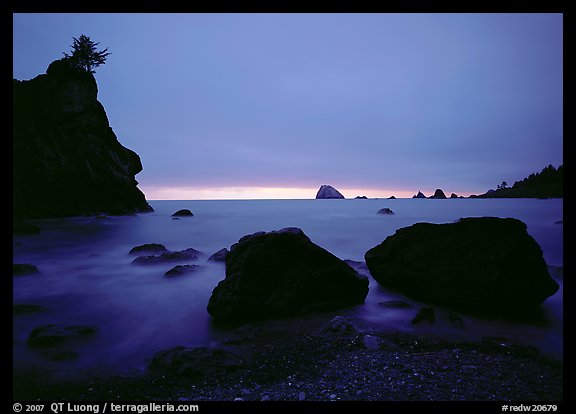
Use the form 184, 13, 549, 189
13, 304, 48, 315
131, 248, 204, 265
149, 346, 245, 378
164, 265, 201, 277
129, 243, 168, 256
13, 264, 39, 276
172, 209, 193, 217
208, 248, 229, 262
27, 324, 97, 347
412, 307, 436, 325
377, 208, 394, 215
13, 222, 41, 235
365, 217, 559, 317
316, 185, 345, 199
207, 227, 369, 322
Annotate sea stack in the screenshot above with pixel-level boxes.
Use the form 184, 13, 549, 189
316, 185, 345, 199
13, 58, 153, 219
430, 189, 447, 199
412, 191, 426, 199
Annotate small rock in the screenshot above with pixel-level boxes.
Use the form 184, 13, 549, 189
378, 300, 412, 308
27, 324, 97, 347
172, 209, 193, 217
362, 335, 382, 350
321, 316, 360, 335
13, 222, 41, 235
132, 248, 204, 265
129, 243, 168, 256
13, 263, 40, 276
411, 307, 435, 325
261, 395, 271, 401
13, 304, 47, 315
208, 248, 229, 262
40, 349, 78, 361
234, 397, 243, 402
164, 265, 201, 277
298, 391, 306, 401
377, 208, 394, 215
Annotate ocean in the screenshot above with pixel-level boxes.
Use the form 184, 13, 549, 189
13, 198, 563, 376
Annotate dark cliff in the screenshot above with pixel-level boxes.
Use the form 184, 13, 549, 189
13, 59, 153, 219
477, 165, 563, 199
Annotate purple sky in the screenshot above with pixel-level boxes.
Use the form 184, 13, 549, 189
12, 13, 563, 199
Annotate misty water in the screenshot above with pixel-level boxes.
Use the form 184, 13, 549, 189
13, 198, 563, 377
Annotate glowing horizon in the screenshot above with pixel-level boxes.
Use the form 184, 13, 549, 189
140, 185, 476, 201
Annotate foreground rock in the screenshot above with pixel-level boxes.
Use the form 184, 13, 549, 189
149, 346, 245, 378
27, 324, 97, 347
207, 227, 369, 322
13, 58, 152, 219
365, 217, 559, 317
131, 248, 204, 265
315, 185, 345, 199
429, 189, 447, 199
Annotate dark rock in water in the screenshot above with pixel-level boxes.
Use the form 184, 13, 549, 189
131, 248, 204, 265
377, 208, 394, 215
172, 209, 193, 217
129, 243, 168, 256
445, 311, 465, 328
27, 324, 97, 347
554, 220, 562, 225
378, 300, 412, 309
207, 227, 369, 322
412, 307, 436, 325
430, 189, 447, 199
365, 217, 559, 317
149, 346, 245, 378
13, 263, 39, 276
388, 196, 396, 199
450, 193, 459, 199
208, 248, 229, 262
13, 58, 153, 219
164, 264, 201, 277
316, 185, 345, 199
412, 191, 426, 199
354, 196, 368, 199
40, 350, 79, 361
13, 304, 47, 315
13, 222, 41, 235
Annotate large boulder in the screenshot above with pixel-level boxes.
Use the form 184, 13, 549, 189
13, 58, 152, 219
207, 227, 369, 322
364, 217, 559, 317
316, 185, 345, 199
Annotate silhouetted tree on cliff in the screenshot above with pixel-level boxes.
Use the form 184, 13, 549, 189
63, 34, 110, 73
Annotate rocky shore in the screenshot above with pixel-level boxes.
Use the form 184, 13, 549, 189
13, 315, 562, 402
